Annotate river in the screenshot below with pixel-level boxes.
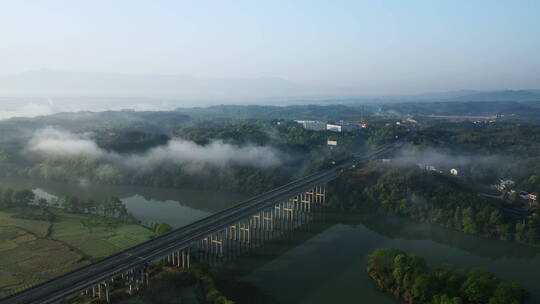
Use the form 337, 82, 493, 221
1, 178, 539, 303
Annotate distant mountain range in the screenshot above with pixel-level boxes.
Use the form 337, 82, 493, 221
448, 90, 540, 102
0, 69, 538, 103
385, 90, 540, 102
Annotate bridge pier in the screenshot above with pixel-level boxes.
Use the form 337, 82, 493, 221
105, 282, 110, 303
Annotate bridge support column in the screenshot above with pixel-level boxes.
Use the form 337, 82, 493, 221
180, 250, 184, 268
181, 250, 186, 268
211, 234, 223, 257
105, 282, 110, 303
262, 210, 272, 232
285, 200, 294, 221
300, 193, 311, 213
315, 184, 326, 204
187, 247, 191, 268
239, 223, 250, 243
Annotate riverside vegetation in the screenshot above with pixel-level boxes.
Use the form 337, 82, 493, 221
367, 248, 529, 304
329, 165, 540, 247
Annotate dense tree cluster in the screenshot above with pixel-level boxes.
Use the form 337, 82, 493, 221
1, 119, 378, 194
0, 187, 35, 209
368, 248, 529, 304
410, 121, 540, 191
94, 131, 170, 153
330, 166, 539, 246
61, 195, 137, 223
367, 123, 410, 147
412, 122, 540, 157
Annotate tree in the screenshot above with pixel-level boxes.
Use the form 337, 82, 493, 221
526, 226, 538, 244
12, 189, 35, 206
37, 198, 48, 208
527, 175, 539, 189
149, 221, 173, 236
462, 268, 500, 304
63, 196, 83, 213
2, 188, 14, 205
433, 294, 463, 304
206, 289, 221, 303
489, 210, 503, 228
515, 222, 527, 242
488, 283, 529, 304
411, 274, 438, 303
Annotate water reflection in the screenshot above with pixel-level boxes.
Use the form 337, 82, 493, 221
0, 177, 247, 227
356, 213, 540, 260
1, 178, 538, 303
219, 211, 540, 304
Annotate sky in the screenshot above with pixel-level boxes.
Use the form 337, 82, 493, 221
1, 0, 539, 95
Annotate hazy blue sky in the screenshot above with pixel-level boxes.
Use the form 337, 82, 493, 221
1, 1, 539, 94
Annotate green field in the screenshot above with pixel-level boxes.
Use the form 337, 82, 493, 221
0, 210, 153, 298
50, 212, 154, 259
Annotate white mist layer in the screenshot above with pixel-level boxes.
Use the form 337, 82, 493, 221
27, 127, 282, 170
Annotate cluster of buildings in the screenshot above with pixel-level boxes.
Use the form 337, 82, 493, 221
294, 120, 367, 133
495, 179, 515, 192
494, 179, 538, 209
292, 119, 368, 148
295, 120, 327, 131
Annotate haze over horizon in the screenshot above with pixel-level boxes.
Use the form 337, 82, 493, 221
1, 1, 539, 97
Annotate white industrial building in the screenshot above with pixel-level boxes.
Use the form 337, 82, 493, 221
326, 123, 354, 132
295, 120, 326, 131
327, 140, 338, 146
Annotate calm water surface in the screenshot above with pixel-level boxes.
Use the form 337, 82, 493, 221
0, 177, 246, 227
1, 178, 539, 304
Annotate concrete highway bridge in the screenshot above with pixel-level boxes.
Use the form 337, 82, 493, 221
1, 140, 405, 304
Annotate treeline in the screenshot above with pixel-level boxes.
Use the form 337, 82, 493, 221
409, 121, 540, 190
0, 182, 50, 223
0, 186, 138, 224
0, 117, 407, 195
22, 159, 289, 194
368, 248, 529, 304
329, 166, 539, 246
0, 188, 36, 208
5, 119, 373, 194
60, 195, 138, 223
175, 104, 374, 122
380, 101, 540, 117
411, 121, 540, 157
